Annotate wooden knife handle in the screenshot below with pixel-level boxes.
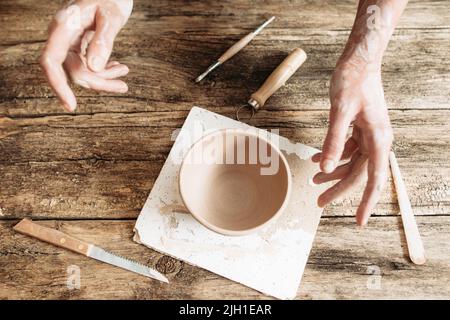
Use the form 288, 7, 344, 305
13, 218, 90, 256
218, 32, 256, 63
249, 48, 307, 109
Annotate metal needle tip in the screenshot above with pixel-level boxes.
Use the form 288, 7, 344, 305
195, 61, 221, 83
254, 16, 275, 35
195, 16, 275, 83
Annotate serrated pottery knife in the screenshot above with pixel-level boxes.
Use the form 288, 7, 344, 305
13, 218, 169, 283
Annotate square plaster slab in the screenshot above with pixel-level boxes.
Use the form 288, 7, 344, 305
134, 106, 328, 299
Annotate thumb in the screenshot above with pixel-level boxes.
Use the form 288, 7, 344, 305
87, 7, 124, 72
320, 105, 353, 173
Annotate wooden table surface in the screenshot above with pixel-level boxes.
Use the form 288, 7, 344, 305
1, 0, 449, 299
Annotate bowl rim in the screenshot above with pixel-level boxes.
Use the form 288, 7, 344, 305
178, 128, 292, 236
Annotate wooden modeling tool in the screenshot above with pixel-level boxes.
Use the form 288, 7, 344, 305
13, 218, 169, 282
236, 48, 307, 121
195, 16, 275, 83
389, 152, 426, 265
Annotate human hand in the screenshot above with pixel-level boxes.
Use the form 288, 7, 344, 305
40, 0, 133, 111
312, 58, 393, 226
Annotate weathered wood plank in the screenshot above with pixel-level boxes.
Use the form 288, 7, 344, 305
1, 0, 449, 45
2, 109, 448, 162
1, 32, 448, 115
1, 109, 448, 219
0, 0, 448, 301
1, 1, 449, 116
1, 217, 448, 299
302, 216, 450, 299
0, 161, 154, 219
0, 158, 447, 219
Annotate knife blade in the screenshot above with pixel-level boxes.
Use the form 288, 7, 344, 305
13, 218, 169, 283
87, 245, 168, 283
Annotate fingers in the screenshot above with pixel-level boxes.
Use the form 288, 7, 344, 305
317, 153, 367, 207
311, 152, 321, 163
96, 63, 129, 79
40, 55, 77, 112
78, 31, 129, 79
312, 135, 358, 164
80, 75, 128, 93
313, 161, 353, 184
80, 30, 95, 56
107, 61, 121, 68
341, 137, 358, 160
355, 128, 393, 226
320, 105, 354, 173
41, 3, 130, 111
86, 6, 124, 72
40, 17, 78, 111
65, 52, 128, 93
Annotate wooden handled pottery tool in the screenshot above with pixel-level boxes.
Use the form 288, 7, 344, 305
13, 218, 169, 282
389, 152, 426, 265
195, 16, 275, 83
236, 48, 307, 121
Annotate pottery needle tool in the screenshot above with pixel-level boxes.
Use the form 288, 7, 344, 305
389, 151, 426, 265
236, 47, 307, 121
13, 218, 169, 283
195, 16, 275, 83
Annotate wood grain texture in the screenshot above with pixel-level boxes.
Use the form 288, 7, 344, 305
1, 1, 449, 117
1, 31, 448, 115
1, 217, 448, 299
0, 0, 449, 299
0, 109, 448, 219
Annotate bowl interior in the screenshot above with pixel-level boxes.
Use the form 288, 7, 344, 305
179, 130, 290, 235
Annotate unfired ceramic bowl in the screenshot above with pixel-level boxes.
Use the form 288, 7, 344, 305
179, 129, 291, 236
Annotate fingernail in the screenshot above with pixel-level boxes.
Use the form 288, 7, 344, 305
311, 155, 320, 163
63, 103, 75, 112
322, 159, 335, 173
312, 174, 321, 184
90, 56, 104, 71
317, 197, 325, 208
357, 216, 369, 227
119, 83, 128, 93
362, 217, 369, 226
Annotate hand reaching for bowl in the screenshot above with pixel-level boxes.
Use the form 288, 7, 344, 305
40, 0, 133, 111
312, 0, 408, 225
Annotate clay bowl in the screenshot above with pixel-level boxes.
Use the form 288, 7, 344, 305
179, 129, 291, 236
